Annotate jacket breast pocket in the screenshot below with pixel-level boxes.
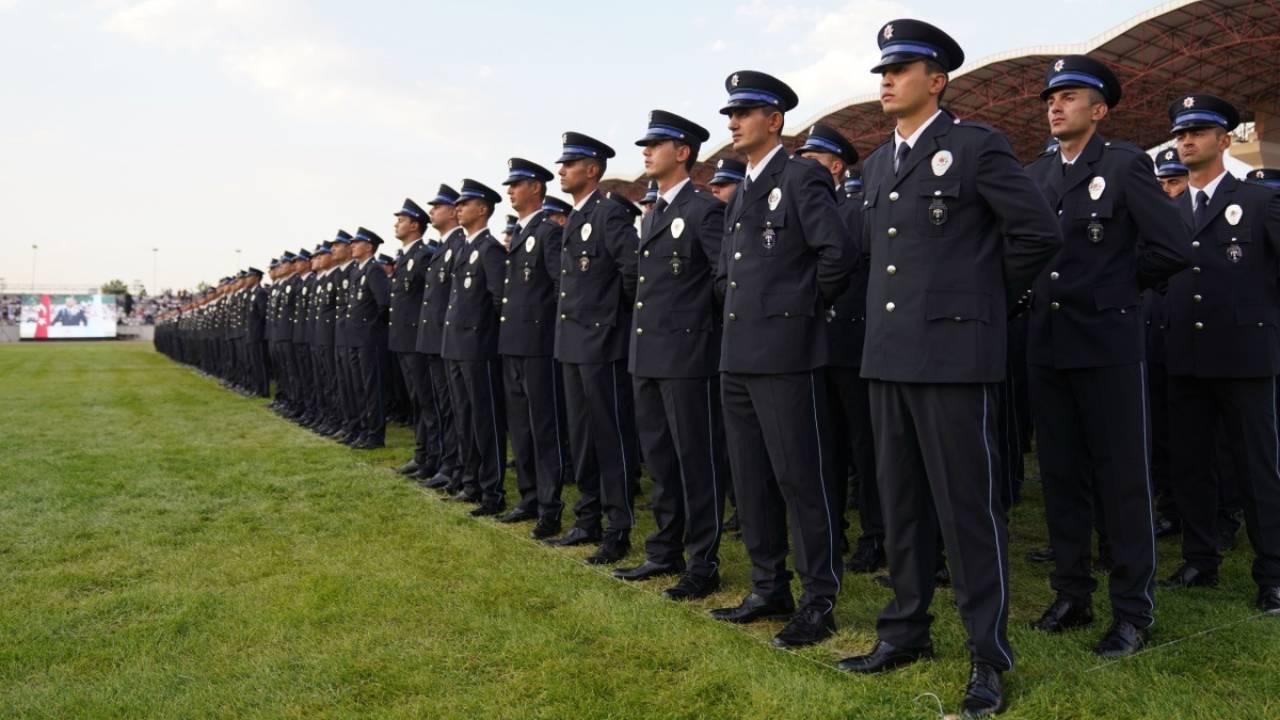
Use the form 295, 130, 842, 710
757, 207, 787, 257
1071, 199, 1114, 244
916, 180, 962, 236
1236, 304, 1275, 328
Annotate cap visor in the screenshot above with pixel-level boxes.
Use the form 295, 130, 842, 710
718, 99, 770, 115
870, 52, 926, 73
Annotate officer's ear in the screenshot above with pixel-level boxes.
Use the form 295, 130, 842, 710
766, 109, 785, 136
1215, 127, 1232, 151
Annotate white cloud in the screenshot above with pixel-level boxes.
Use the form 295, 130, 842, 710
709, 39, 727, 52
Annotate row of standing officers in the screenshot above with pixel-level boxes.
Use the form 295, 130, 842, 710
155, 17, 1280, 719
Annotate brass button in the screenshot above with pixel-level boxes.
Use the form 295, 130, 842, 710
639, 276, 646, 283
1192, 266, 1201, 274
1194, 321, 1204, 330
888, 191, 899, 201
733, 252, 742, 261
1193, 294, 1202, 303
560, 313, 567, 320
729, 280, 738, 289
643, 250, 650, 257
1050, 302, 1061, 310
502, 298, 508, 304
1049, 272, 1059, 280
728, 313, 737, 321
1191, 241, 1200, 249
500, 316, 506, 322
886, 265, 897, 275
885, 302, 896, 312
636, 328, 644, 335
635, 301, 643, 309
887, 227, 898, 238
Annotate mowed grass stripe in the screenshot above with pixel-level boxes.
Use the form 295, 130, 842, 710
0, 342, 1277, 719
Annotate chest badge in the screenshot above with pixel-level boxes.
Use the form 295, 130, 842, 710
1088, 176, 1106, 201
522, 266, 532, 282
1087, 220, 1105, 244
525, 236, 536, 253
578, 256, 591, 272
1227, 243, 1243, 263
931, 150, 953, 176
762, 228, 777, 251
444, 248, 453, 263
581, 223, 593, 241
768, 188, 782, 210
469, 249, 479, 265
1225, 204, 1243, 226
670, 253, 683, 275
671, 217, 685, 239
928, 198, 948, 226
408, 258, 414, 272
464, 276, 473, 289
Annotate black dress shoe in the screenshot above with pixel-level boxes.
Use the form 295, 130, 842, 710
549, 526, 602, 547
1093, 619, 1148, 658
585, 535, 630, 565
1026, 546, 1056, 563
396, 459, 420, 476
1030, 595, 1094, 633
709, 593, 795, 624
960, 662, 1005, 717
498, 507, 538, 524
443, 490, 481, 504
530, 517, 561, 540
847, 538, 887, 573
421, 473, 452, 490
612, 559, 684, 582
772, 606, 836, 648
352, 438, 385, 450
413, 465, 440, 480
1154, 516, 1181, 538
469, 500, 505, 517
1158, 563, 1219, 589
836, 639, 933, 674
1256, 585, 1280, 614
663, 571, 720, 601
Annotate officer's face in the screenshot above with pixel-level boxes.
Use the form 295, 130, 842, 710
727, 107, 781, 154
393, 215, 418, 242
1045, 88, 1106, 140
1159, 176, 1188, 199
428, 203, 458, 230
1175, 127, 1230, 169
559, 158, 593, 195
333, 243, 351, 262
878, 61, 945, 117
550, 212, 567, 227
799, 151, 844, 187
642, 140, 686, 180
507, 179, 542, 214
351, 241, 372, 260
710, 182, 738, 204
455, 198, 488, 230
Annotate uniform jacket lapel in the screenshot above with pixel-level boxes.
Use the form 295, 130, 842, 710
642, 182, 694, 247
889, 111, 954, 193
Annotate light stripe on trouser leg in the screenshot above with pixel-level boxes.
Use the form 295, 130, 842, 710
809, 371, 841, 611
704, 378, 720, 570
610, 362, 633, 525
485, 360, 503, 496
981, 386, 1015, 669
1136, 361, 1157, 622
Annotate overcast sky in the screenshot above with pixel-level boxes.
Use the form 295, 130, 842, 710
2, 0, 1183, 293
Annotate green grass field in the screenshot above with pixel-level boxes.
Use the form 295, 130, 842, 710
1, 341, 1277, 719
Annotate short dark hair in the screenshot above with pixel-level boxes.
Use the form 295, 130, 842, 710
682, 142, 700, 172
924, 59, 950, 104
587, 157, 607, 178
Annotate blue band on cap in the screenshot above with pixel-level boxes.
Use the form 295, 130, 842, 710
507, 169, 539, 179
1174, 110, 1229, 128
880, 42, 940, 59
727, 90, 781, 106
457, 190, 487, 200
802, 135, 846, 156
844, 178, 864, 188
399, 207, 423, 218
646, 125, 688, 140
431, 195, 456, 205
314, 247, 332, 255
712, 170, 746, 183
1256, 179, 1280, 189
1157, 161, 1189, 173
1048, 71, 1105, 91
562, 144, 600, 157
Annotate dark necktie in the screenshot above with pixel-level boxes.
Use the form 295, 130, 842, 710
1062, 161, 1072, 176
742, 174, 752, 193
1194, 190, 1209, 225
514, 224, 523, 239
654, 198, 668, 216
894, 142, 911, 175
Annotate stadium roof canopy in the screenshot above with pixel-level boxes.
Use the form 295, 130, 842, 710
602, 0, 1280, 198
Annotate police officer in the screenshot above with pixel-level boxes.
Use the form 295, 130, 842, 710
639, 179, 659, 214
245, 267, 269, 397
441, 179, 509, 516
708, 158, 746, 204
499, 158, 571, 539
331, 231, 366, 445
836, 22, 1061, 718
417, 185, 466, 492
795, 122, 887, 574
542, 195, 572, 227
548, 131, 641, 566
615, 110, 728, 601
389, 198, 439, 478
1159, 94, 1280, 617
345, 227, 391, 449
1156, 147, 1190, 199
291, 249, 318, 426
1023, 56, 1187, 657
1248, 167, 1280, 190
305, 243, 335, 432
311, 242, 343, 434
709, 71, 851, 649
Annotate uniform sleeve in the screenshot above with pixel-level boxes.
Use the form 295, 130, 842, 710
484, 242, 506, 313
793, 160, 853, 302
974, 130, 1063, 304
605, 204, 640, 303
1125, 151, 1189, 289
1266, 191, 1280, 258
714, 196, 734, 303
369, 267, 391, 308
698, 197, 726, 283
541, 221, 565, 292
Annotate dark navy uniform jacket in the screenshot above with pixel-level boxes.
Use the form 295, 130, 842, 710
313, 271, 338, 347
334, 263, 357, 348
499, 211, 564, 357
298, 274, 318, 345
441, 229, 505, 361
344, 259, 390, 349
629, 181, 726, 378
247, 286, 268, 343
716, 149, 852, 374
554, 189, 640, 365
389, 238, 437, 353
859, 110, 1062, 383
1165, 173, 1280, 378
416, 228, 465, 356
284, 274, 304, 343
1024, 133, 1188, 368
827, 191, 867, 367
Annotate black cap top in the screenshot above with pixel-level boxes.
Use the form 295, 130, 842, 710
843, 168, 864, 193
709, 158, 747, 186
606, 192, 642, 219
457, 178, 502, 207
1040, 55, 1121, 108
295, 248, 313, 261
1155, 148, 1189, 178
1169, 94, 1241, 133
720, 70, 799, 115
353, 227, 384, 247
541, 196, 572, 215
313, 243, 332, 256
428, 183, 460, 206
796, 123, 859, 165
395, 198, 427, 221
504, 214, 519, 233
635, 109, 711, 146
376, 253, 395, 265
556, 132, 616, 164
247, 267, 263, 277
503, 157, 555, 185
640, 180, 659, 205
268, 258, 280, 269
872, 19, 964, 73
333, 229, 353, 245
1247, 168, 1280, 189
281, 251, 296, 262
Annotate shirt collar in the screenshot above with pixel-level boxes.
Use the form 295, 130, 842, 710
517, 210, 540, 229
659, 178, 690, 205
357, 257, 371, 269
747, 144, 785, 182
894, 109, 944, 153
465, 228, 485, 244
573, 190, 596, 212
1189, 169, 1231, 203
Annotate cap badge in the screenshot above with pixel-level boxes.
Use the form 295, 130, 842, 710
717, 159, 724, 168
1053, 59, 1065, 72
731, 73, 740, 87
1183, 97, 1196, 108
883, 23, 894, 40
1256, 170, 1266, 179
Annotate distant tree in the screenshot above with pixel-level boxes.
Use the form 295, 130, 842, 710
196, 281, 210, 293
101, 279, 128, 294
